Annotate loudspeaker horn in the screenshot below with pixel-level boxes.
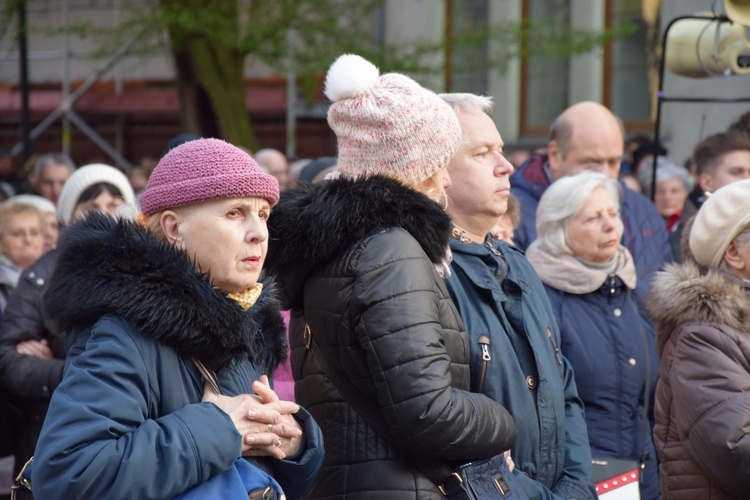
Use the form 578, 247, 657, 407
725, 0, 750, 26
665, 15, 750, 77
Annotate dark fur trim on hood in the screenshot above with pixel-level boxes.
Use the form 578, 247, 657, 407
265, 174, 451, 270
646, 261, 750, 354
43, 212, 287, 374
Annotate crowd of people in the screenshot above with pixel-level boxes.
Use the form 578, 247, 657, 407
0, 51, 749, 499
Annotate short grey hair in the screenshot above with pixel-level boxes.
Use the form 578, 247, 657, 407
532, 171, 622, 256
637, 156, 688, 198
439, 93, 494, 114
655, 161, 694, 192
719, 226, 750, 271
34, 153, 75, 178
735, 227, 750, 251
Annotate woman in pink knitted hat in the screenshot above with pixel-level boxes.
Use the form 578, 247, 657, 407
28, 139, 323, 499
264, 54, 517, 498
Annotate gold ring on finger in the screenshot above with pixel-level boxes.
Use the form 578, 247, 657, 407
276, 438, 282, 447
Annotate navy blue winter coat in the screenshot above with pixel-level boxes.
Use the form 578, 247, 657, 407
526, 245, 660, 500
510, 153, 672, 302
444, 237, 597, 500
32, 214, 324, 499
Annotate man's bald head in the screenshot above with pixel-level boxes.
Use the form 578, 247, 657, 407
547, 101, 624, 181
254, 148, 290, 190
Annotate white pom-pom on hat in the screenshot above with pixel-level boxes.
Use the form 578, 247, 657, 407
324, 54, 380, 102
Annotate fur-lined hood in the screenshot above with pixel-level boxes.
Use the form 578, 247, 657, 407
43, 212, 287, 374
646, 261, 750, 354
265, 175, 452, 307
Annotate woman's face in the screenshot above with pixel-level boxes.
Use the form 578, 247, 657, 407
71, 189, 125, 223
168, 197, 270, 293
566, 186, 622, 263
654, 177, 688, 219
42, 212, 59, 252
0, 212, 44, 269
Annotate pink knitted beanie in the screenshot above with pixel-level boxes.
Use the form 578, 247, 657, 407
324, 54, 461, 185
139, 138, 279, 216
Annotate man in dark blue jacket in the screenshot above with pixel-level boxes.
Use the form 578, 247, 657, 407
510, 101, 671, 302
439, 93, 597, 500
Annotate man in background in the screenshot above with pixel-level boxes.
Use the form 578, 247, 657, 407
255, 148, 290, 191
511, 101, 671, 302
29, 154, 75, 206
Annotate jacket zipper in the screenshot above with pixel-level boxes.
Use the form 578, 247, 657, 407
477, 335, 491, 393
546, 328, 564, 376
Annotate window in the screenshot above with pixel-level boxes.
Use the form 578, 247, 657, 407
605, 0, 652, 124
448, 0, 490, 94
520, 0, 571, 135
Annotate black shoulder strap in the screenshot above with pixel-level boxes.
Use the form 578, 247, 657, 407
304, 324, 457, 489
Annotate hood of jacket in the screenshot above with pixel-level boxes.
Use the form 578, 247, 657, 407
43, 212, 287, 374
509, 152, 551, 200
265, 175, 453, 308
526, 244, 637, 294
646, 261, 750, 354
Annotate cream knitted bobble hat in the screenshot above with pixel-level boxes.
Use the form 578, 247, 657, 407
56, 163, 136, 226
324, 54, 461, 185
689, 178, 750, 268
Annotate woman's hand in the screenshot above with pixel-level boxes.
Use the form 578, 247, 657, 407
504, 450, 515, 472
243, 375, 304, 459
16, 339, 54, 360
201, 376, 303, 459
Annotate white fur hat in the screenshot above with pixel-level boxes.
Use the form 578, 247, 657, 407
324, 54, 461, 185
10, 194, 56, 215
56, 163, 136, 226
690, 178, 750, 268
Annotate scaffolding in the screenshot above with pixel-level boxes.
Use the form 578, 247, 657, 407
3, 0, 145, 170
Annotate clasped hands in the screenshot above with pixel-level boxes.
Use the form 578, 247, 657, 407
16, 339, 54, 359
202, 374, 303, 460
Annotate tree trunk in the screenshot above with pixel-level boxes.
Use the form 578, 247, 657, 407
159, 0, 257, 150
170, 47, 221, 139
186, 39, 257, 151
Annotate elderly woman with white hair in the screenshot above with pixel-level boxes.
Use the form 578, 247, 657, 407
10, 195, 58, 252
526, 171, 660, 500
653, 162, 694, 262
647, 178, 750, 499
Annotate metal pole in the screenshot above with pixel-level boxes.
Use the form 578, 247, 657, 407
18, 0, 31, 163
9, 31, 144, 157
67, 112, 133, 171
62, 0, 71, 156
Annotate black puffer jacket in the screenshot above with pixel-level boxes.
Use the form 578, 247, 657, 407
265, 176, 517, 499
0, 249, 64, 474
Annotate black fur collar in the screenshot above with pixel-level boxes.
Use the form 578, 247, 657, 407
265, 175, 452, 304
43, 212, 287, 374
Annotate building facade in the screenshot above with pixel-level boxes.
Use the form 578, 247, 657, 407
0, 0, 748, 167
